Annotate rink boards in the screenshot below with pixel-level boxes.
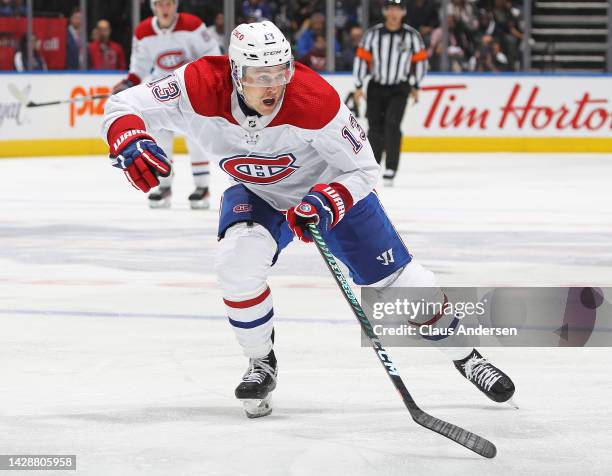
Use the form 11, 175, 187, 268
0, 71, 610, 157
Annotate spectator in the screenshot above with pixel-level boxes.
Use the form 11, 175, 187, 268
296, 12, 325, 58
447, 0, 478, 36
298, 33, 327, 71
90, 26, 100, 43
14, 32, 47, 71
13, 0, 25, 15
491, 0, 523, 68
88, 19, 126, 70
472, 34, 510, 71
334, 2, 357, 32
241, 0, 272, 21
65, 7, 81, 69
285, 0, 315, 34
207, 11, 225, 53
0, 0, 13, 16
429, 15, 472, 71
0, 0, 25, 16
339, 25, 363, 71
405, 0, 439, 45
296, 12, 339, 58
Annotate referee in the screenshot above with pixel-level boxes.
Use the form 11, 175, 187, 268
353, 0, 428, 186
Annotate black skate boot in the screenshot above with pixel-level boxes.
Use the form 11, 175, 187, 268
188, 187, 210, 210
148, 186, 172, 209
454, 349, 515, 403
235, 349, 277, 418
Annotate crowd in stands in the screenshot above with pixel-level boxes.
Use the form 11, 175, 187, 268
239, 0, 525, 73
2, 0, 524, 73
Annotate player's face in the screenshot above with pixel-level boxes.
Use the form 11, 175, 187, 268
241, 64, 292, 115
153, 0, 177, 28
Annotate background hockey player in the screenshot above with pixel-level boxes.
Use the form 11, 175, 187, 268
103, 21, 515, 418
113, 0, 221, 209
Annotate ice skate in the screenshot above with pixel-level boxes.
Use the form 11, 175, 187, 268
148, 186, 172, 209
454, 349, 515, 403
235, 349, 277, 418
383, 169, 395, 187
188, 187, 210, 210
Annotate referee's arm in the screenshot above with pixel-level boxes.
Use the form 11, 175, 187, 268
352, 29, 374, 105
407, 28, 428, 102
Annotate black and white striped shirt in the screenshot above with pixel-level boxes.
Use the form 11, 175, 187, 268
353, 23, 427, 89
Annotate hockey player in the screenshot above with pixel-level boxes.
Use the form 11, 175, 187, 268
113, 0, 221, 209
103, 22, 515, 418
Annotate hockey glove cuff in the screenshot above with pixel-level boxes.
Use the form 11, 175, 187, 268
112, 79, 134, 95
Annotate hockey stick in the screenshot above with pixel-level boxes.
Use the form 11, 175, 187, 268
307, 224, 497, 459
25, 94, 110, 108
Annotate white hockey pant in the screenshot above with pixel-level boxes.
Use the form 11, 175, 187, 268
368, 261, 472, 361
216, 223, 470, 361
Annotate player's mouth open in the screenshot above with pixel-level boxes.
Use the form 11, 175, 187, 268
263, 98, 275, 107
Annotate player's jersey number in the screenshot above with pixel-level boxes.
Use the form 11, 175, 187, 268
148, 76, 181, 102
342, 127, 363, 153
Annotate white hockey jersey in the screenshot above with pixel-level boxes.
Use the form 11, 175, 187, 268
104, 57, 380, 211
127, 13, 220, 85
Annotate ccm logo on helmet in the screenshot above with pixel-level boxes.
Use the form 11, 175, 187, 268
263, 50, 282, 56
220, 153, 300, 185
156, 50, 186, 70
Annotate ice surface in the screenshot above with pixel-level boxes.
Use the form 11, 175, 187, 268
1, 153, 611, 475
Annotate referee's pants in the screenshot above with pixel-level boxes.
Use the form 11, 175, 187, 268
366, 81, 411, 174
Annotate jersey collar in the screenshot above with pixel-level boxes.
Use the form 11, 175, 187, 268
152, 15, 178, 35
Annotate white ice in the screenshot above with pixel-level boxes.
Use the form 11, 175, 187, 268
1, 153, 611, 475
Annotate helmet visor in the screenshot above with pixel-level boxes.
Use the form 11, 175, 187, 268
241, 62, 294, 88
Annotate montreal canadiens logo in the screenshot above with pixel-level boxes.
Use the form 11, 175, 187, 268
233, 204, 253, 213
220, 153, 299, 185
156, 50, 186, 70
298, 203, 313, 213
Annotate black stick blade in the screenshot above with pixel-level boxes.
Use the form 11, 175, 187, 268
26, 100, 61, 108
412, 409, 497, 458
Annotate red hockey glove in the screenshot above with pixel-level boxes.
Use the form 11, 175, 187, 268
286, 183, 353, 243
109, 130, 171, 193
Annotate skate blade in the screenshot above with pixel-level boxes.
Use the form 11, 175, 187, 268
506, 397, 519, 409
241, 396, 272, 419
189, 199, 210, 210
149, 199, 171, 209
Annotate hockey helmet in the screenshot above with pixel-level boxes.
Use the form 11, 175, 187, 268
228, 22, 294, 95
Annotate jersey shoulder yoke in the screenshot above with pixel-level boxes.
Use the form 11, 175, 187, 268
184, 56, 237, 124
175, 13, 203, 32
269, 63, 340, 129
134, 18, 156, 40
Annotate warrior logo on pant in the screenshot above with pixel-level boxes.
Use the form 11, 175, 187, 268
377, 248, 395, 266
